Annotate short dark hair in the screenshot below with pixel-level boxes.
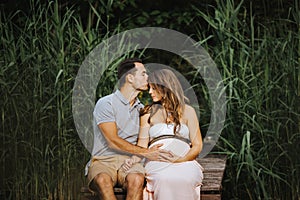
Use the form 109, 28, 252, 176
118, 57, 142, 87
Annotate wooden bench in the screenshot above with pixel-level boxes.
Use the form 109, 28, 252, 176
80, 154, 227, 200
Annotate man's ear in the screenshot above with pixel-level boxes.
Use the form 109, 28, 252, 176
127, 73, 134, 83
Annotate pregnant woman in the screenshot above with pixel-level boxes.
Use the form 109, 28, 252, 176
122, 68, 204, 200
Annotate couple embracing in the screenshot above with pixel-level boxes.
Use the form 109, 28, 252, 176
85, 58, 204, 200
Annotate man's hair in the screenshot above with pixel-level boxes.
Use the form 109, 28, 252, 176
117, 57, 143, 87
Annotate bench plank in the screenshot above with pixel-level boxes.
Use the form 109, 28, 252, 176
197, 154, 227, 193
81, 154, 227, 200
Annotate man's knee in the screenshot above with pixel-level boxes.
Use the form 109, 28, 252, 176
126, 173, 145, 189
93, 173, 114, 190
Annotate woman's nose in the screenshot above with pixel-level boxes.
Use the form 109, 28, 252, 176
149, 88, 153, 94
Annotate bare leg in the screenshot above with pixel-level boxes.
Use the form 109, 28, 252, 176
125, 173, 144, 200
93, 173, 117, 200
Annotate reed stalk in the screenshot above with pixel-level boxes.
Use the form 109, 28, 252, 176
1, 0, 299, 199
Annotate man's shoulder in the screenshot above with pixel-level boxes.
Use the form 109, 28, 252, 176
96, 92, 117, 102
95, 93, 115, 107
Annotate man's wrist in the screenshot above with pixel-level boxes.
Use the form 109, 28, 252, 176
135, 146, 148, 157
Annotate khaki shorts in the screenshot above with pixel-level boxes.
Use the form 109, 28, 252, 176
87, 155, 145, 191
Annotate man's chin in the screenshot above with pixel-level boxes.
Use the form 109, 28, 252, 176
137, 85, 148, 91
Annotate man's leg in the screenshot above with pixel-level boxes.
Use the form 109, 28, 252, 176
87, 156, 119, 200
93, 173, 117, 200
125, 173, 144, 200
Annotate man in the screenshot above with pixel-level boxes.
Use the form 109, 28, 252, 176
86, 58, 172, 200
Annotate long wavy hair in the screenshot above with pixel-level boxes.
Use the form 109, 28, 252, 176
141, 69, 189, 134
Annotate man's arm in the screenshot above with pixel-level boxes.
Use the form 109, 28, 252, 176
98, 122, 173, 161
98, 122, 148, 154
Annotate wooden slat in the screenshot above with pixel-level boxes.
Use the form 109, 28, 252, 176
201, 194, 221, 200
197, 154, 227, 193
80, 187, 124, 195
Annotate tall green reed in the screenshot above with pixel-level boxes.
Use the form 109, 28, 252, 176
194, 0, 299, 199
0, 0, 103, 199
1, 0, 299, 199
1, 0, 147, 199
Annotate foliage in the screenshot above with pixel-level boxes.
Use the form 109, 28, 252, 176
0, 0, 299, 199
193, 0, 299, 199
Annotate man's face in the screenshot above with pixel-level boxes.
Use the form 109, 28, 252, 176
132, 62, 148, 91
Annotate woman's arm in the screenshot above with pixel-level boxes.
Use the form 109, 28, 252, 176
122, 113, 157, 171
124, 114, 151, 164
173, 105, 203, 163
137, 113, 151, 148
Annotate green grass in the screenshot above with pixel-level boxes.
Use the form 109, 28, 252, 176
0, 0, 299, 199
0, 1, 92, 199
194, 0, 299, 199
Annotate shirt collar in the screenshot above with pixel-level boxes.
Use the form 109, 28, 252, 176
115, 90, 141, 107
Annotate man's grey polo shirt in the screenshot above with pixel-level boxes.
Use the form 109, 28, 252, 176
91, 90, 144, 157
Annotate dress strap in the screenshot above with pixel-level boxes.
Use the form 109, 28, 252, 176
148, 134, 191, 147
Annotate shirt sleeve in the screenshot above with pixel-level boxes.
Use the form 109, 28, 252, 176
93, 96, 115, 125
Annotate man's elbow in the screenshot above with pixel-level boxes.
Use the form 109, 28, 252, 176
107, 137, 129, 152
106, 138, 121, 150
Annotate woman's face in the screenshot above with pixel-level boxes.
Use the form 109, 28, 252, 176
149, 84, 162, 102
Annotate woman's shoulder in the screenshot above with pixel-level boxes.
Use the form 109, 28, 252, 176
183, 104, 197, 120
184, 104, 196, 113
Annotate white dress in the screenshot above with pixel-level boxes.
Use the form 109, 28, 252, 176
143, 123, 204, 200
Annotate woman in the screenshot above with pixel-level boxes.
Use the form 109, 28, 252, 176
122, 68, 204, 200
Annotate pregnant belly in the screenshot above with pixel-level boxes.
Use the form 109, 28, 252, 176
148, 137, 190, 157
